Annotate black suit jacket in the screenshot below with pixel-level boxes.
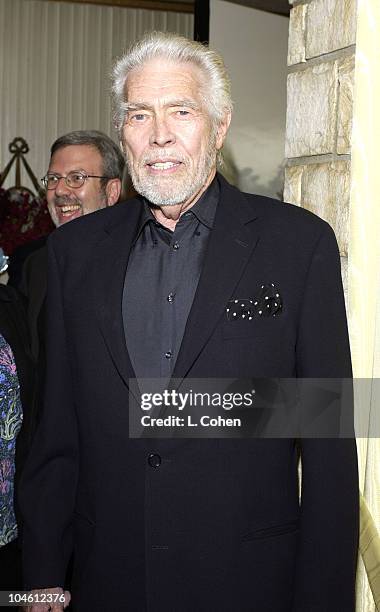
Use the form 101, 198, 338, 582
19, 247, 48, 442
20, 246, 47, 363
20, 175, 358, 611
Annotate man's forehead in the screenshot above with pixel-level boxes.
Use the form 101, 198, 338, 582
125, 58, 204, 100
49, 144, 102, 169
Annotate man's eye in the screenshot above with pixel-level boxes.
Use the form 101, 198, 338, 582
131, 113, 148, 122
176, 110, 191, 116
46, 176, 58, 187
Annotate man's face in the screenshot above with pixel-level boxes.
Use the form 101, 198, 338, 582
46, 144, 111, 227
121, 58, 229, 208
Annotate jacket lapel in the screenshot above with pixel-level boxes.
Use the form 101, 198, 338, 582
172, 176, 261, 380
92, 199, 142, 389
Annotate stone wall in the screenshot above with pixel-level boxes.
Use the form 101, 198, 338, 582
284, 0, 357, 294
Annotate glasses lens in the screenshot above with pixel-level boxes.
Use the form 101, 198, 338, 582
66, 172, 86, 188
44, 175, 58, 190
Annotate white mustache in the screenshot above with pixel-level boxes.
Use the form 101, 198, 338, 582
140, 152, 187, 165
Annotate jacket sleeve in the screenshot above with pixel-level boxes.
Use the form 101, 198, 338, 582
292, 223, 359, 611
19, 237, 78, 589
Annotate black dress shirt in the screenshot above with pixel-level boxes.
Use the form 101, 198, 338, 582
122, 177, 219, 382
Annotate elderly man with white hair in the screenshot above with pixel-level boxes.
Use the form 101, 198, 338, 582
20, 32, 358, 612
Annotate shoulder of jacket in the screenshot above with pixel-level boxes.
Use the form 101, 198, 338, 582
49, 198, 142, 250
218, 173, 332, 237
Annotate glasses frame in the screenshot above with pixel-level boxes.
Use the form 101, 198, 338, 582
41, 171, 111, 190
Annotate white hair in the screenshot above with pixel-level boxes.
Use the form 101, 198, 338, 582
111, 31, 233, 134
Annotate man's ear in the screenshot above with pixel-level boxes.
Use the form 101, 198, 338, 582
106, 178, 122, 206
216, 111, 232, 151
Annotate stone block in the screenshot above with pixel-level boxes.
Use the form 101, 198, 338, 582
286, 61, 338, 158
306, 0, 357, 59
301, 161, 350, 255
284, 165, 304, 205
288, 4, 306, 66
337, 54, 355, 154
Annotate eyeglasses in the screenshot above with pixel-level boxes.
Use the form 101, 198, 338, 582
41, 171, 111, 190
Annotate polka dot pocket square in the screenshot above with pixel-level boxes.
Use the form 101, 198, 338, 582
226, 284, 283, 321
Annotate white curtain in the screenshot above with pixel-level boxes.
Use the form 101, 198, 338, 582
348, 0, 380, 609
0, 0, 193, 191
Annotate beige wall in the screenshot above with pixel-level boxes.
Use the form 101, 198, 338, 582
210, 0, 289, 198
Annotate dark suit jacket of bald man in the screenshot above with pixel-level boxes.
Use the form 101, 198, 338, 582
20, 174, 358, 611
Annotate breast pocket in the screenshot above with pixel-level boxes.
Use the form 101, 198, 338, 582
221, 315, 283, 340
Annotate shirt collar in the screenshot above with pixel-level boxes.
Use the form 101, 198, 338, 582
182, 176, 219, 229
133, 175, 220, 243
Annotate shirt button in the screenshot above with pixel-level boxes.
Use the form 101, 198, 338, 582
167, 293, 175, 303
148, 453, 161, 468
173, 242, 180, 250
165, 351, 172, 359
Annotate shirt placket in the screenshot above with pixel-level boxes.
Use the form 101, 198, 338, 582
159, 216, 191, 379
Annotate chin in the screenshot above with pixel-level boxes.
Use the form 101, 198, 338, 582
145, 192, 190, 207
138, 180, 197, 208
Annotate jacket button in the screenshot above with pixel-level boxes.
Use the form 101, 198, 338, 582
148, 453, 161, 468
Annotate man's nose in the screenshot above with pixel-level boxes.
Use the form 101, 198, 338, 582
150, 116, 175, 147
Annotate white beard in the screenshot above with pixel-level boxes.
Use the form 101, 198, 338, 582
126, 142, 217, 207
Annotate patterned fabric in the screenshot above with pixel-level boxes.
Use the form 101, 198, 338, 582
226, 284, 283, 321
0, 333, 22, 546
